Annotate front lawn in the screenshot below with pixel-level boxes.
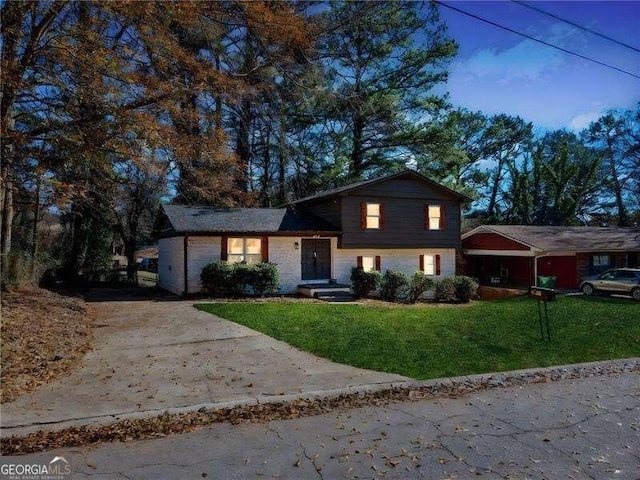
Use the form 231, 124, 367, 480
196, 296, 640, 379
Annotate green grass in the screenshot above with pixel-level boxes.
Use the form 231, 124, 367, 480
195, 296, 640, 379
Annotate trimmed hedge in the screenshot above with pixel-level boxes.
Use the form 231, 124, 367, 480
201, 261, 279, 297
434, 275, 479, 303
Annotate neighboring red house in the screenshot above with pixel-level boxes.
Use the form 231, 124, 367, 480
462, 225, 640, 289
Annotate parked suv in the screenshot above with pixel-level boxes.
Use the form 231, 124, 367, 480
580, 268, 640, 300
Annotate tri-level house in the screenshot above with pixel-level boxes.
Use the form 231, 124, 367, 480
154, 170, 470, 295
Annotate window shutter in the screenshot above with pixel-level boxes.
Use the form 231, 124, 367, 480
419, 254, 424, 272
423, 205, 429, 230
221, 236, 228, 261
360, 202, 367, 229
439, 205, 446, 230
261, 236, 269, 262
375, 256, 381, 271
379, 203, 386, 229
435, 254, 441, 275
357, 256, 363, 268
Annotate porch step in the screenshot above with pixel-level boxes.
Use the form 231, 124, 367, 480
297, 283, 351, 298
316, 291, 356, 302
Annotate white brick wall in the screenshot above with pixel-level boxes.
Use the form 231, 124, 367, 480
158, 236, 184, 295
186, 236, 221, 293
334, 248, 456, 283
267, 236, 301, 293
160, 235, 456, 295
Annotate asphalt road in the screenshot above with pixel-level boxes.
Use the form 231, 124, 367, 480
4, 370, 638, 480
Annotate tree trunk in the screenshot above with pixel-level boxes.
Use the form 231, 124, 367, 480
235, 98, 251, 192
350, 111, 365, 178
606, 138, 629, 227
125, 237, 137, 283
29, 176, 42, 280
486, 156, 504, 220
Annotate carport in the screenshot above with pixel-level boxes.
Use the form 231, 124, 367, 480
462, 225, 640, 290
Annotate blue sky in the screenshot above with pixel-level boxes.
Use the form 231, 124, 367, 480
437, 1, 640, 131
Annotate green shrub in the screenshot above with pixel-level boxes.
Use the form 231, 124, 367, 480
407, 271, 436, 304
453, 275, 479, 303
350, 267, 381, 298
201, 261, 280, 297
433, 275, 479, 303
250, 262, 280, 296
201, 261, 233, 296
380, 269, 408, 302
229, 262, 252, 296
434, 277, 457, 303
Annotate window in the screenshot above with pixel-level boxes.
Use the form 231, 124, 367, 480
419, 254, 441, 276
366, 203, 380, 229
357, 255, 381, 271
592, 255, 610, 267
424, 205, 445, 230
227, 237, 262, 264
360, 202, 385, 229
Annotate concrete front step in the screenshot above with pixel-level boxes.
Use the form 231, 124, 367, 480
297, 284, 352, 298
316, 292, 356, 302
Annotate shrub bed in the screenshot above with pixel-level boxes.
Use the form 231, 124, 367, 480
201, 261, 279, 297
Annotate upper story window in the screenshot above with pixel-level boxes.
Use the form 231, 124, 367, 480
227, 237, 262, 264
425, 205, 445, 230
361, 202, 385, 229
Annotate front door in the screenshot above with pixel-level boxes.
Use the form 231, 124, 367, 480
301, 239, 331, 281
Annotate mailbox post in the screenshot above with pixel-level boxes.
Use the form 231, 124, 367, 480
529, 286, 555, 341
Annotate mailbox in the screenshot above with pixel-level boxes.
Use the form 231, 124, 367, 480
529, 286, 556, 302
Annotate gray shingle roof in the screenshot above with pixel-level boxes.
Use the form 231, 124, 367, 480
158, 204, 340, 235
469, 225, 640, 252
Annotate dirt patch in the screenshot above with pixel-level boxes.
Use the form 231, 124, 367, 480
1, 287, 95, 403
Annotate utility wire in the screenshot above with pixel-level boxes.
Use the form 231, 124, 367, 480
511, 0, 640, 54
435, 1, 640, 80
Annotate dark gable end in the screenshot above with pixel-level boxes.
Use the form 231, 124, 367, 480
152, 207, 177, 239
292, 170, 472, 206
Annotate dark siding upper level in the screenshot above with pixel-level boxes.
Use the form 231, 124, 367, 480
296, 175, 464, 249
340, 195, 461, 248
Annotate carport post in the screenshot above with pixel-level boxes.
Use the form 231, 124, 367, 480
534, 252, 550, 286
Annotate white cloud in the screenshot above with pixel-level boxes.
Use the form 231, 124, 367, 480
453, 24, 584, 84
568, 110, 603, 131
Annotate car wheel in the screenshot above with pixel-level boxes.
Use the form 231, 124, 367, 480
582, 283, 595, 296
632, 288, 640, 301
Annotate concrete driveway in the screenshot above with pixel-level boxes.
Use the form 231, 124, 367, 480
1, 294, 407, 437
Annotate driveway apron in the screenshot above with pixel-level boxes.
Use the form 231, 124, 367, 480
1, 299, 408, 436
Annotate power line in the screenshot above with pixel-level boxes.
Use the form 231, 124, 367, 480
511, 0, 640, 54
435, 1, 640, 80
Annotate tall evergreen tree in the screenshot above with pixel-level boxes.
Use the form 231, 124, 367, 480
318, 0, 456, 179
